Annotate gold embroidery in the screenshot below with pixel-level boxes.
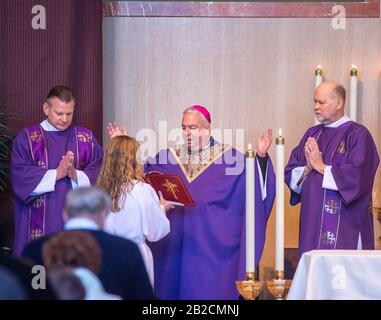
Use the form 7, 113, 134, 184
324, 200, 340, 215
77, 132, 91, 143
30, 229, 43, 240
320, 231, 336, 245
32, 198, 44, 208
337, 141, 346, 154
30, 131, 42, 142
162, 179, 180, 200
37, 160, 46, 168
170, 142, 229, 183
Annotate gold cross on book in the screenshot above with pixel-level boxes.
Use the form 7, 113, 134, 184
162, 179, 179, 200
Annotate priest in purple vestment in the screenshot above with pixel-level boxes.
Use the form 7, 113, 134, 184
108, 105, 275, 300
11, 86, 104, 256
285, 81, 379, 258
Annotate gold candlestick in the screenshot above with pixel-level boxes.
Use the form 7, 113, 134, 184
266, 270, 292, 300
236, 272, 263, 300
315, 65, 323, 77
350, 64, 358, 76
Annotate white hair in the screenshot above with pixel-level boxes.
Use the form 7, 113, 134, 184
65, 187, 111, 217
182, 107, 210, 128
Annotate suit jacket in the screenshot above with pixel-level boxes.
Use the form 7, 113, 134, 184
0, 253, 57, 300
22, 229, 156, 300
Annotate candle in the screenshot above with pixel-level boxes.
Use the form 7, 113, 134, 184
275, 129, 285, 272
315, 65, 323, 88
314, 66, 323, 125
246, 143, 255, 273
350, 64, 358, 122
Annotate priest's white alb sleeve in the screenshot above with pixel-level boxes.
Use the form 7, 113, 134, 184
31, 169, 57, 196
70, 170, 91, 190
256, 158, 267, 201
322, 165, 339, 191
290, 166, 306, 194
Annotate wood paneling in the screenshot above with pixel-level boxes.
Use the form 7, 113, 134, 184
0, 0, 103, 249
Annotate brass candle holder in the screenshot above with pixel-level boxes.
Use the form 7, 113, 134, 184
236, 272, 263, 300
315, 65, 323, 77
266, 270, 292, 300
350, 64, 358, 77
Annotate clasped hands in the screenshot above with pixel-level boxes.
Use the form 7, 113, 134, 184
303, 137, 326, 175
56, 151, 77, 182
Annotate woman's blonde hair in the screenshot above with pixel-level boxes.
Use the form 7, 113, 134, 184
97, 135, 144, 211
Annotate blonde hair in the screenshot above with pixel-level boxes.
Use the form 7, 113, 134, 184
97, 135, 144, 211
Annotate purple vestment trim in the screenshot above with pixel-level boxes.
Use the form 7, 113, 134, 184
74, 126, 93, 170
313, 122, 352, 249
318, 189, 341, 249
25, 125, 47, 241
25, 125, 93, 241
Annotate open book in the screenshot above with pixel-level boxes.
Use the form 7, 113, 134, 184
144, 171, 195, 206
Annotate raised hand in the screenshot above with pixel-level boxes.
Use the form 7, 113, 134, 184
256, 128, 273, 157
158, 191, 184, 212
107, 122, 128, 140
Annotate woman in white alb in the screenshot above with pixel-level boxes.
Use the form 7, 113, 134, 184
97, 135, 182, 287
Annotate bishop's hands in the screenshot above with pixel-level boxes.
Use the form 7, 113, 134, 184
158, 191, 184, 212
256, 129, 273, 157
56, 151, 75, 181
107, 122, 128, 140
304, 137, 326, 175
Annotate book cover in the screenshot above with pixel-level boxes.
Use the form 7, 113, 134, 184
144, 171, 195, 206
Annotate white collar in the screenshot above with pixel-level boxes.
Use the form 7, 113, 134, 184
40, 119, 60, 131
64, 217, 99, 231
324, 114, 351, 128
202, 138, 212, 150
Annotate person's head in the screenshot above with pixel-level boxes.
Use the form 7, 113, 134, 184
97, 135, 144, 212
182, 105, 211, 152
314, 81, 346, 125
42, 230, 102, 275
43, 86, 75, 131
64, 186, 111, 228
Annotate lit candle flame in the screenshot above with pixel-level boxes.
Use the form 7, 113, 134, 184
317, 65, 322, 69
248, 143, 252, 151
279, 128, 282, 137
352, 64, 357, 69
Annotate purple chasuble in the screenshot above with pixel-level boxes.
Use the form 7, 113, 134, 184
11, 124, 104, 256
285, 121, 379, 257
145, 140, 275, 300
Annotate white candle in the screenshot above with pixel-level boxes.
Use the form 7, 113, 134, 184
314, 65, 323, 125
315, 65, 323, 88
275, 129, 285, 272
350, 64, 358, 122
246, 143, 255, 273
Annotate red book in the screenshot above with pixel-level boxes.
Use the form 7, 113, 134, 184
144, 171, 195, 206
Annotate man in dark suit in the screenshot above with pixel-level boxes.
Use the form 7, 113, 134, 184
22, 186, 155, 300
0, 253, 57, 300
